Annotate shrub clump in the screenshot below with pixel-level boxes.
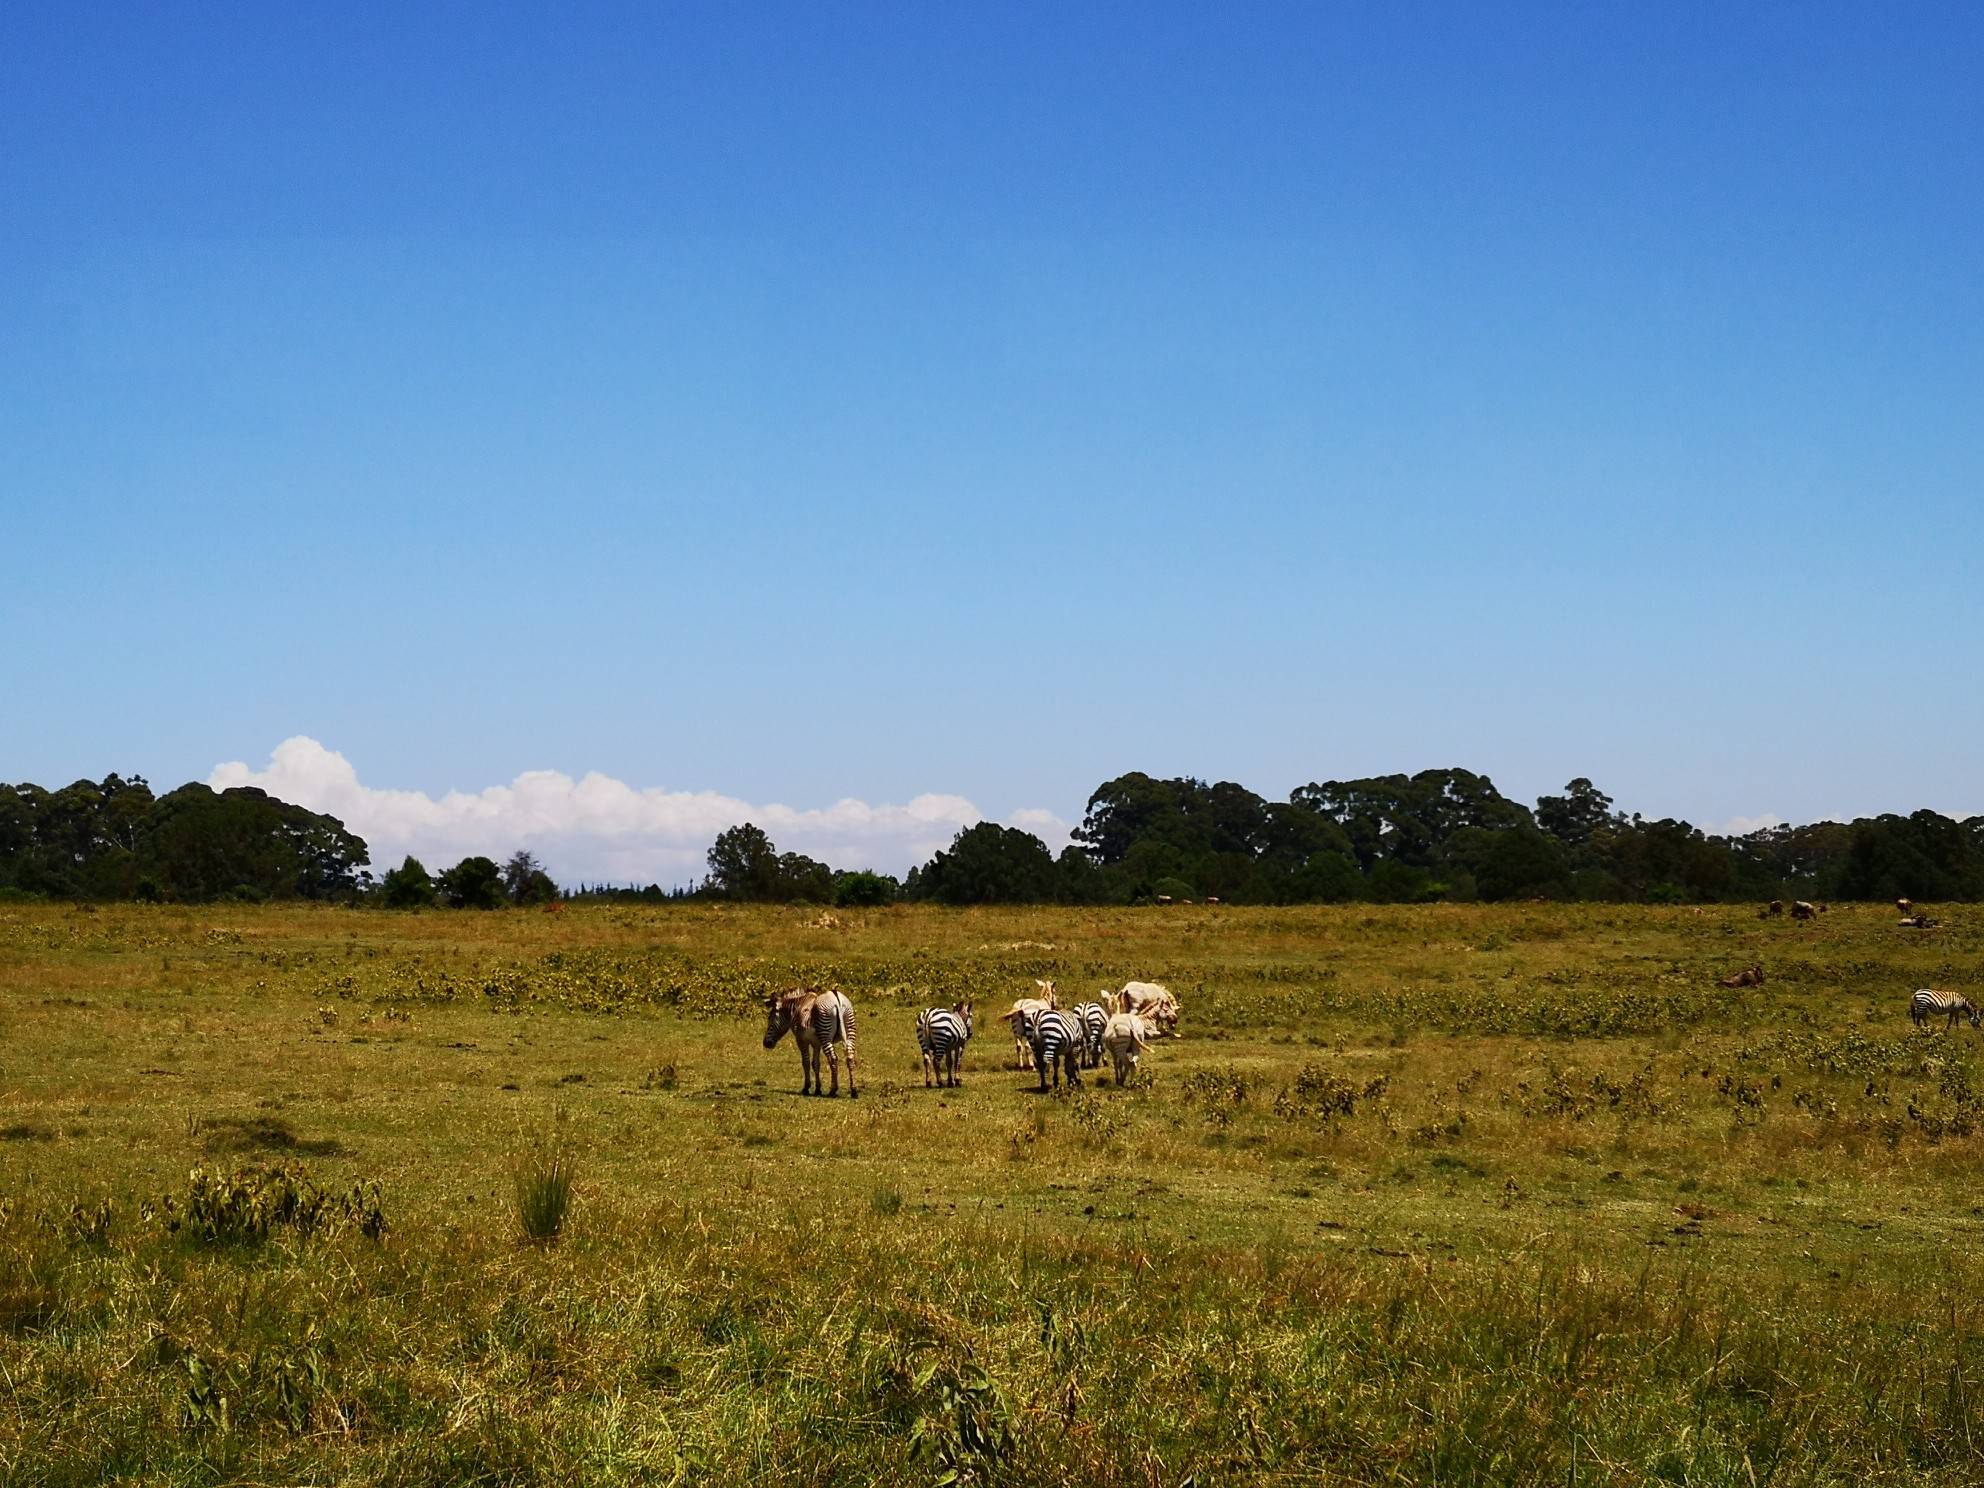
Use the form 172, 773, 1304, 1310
160, 1164, 386, 1244
513, 1151, 573, 1242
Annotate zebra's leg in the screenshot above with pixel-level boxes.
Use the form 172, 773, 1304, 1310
825, 1041, 841, 1096
922, 1045, 935, 1087
843, 1010, 857, 1098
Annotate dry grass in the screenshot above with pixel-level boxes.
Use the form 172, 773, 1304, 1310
0, 899, 1981, 1482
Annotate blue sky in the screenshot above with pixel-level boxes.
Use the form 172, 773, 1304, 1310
3, 4, 1981, 878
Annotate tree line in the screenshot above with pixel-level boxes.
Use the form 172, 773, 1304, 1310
0, 775, 367, 903
8, 765, 1983, 908
702, 769, 1984, 908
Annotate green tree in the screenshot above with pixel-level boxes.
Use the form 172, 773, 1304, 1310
1534, 779, 1619, 848
382, 856, 437, 908
706, 824, 781, 900
142, 785, 368, 903
1291, 769, 1531, 870
910, 823, 1059, 904
1836, 811, 1984, 902
437, 856, 506, 909
502, 850, 560, 906
1443, 827, 1573, 901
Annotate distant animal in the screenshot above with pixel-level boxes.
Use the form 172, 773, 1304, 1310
1029, 1009, 1084, 1091
1073, 1000, 1108, 1069
762, 987, 858, 1097
1762, 900, 1784, 918
917, 1002, 973, 1087
1102, 1011, 1165, 1087
1119, 980, 1181, 1032
1897, 898, 1913, 916
1000, 985, 1058, 1069
1719, 965, 1765, 989
1910, 988, 1980, 1031
1791, 901, 1817, 921
1900, 914, 1942, 930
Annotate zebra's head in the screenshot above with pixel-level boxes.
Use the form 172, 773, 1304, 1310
956, 1000, 973, 1034
763, 993, 798, 1049
1968, 997, 1982, 1029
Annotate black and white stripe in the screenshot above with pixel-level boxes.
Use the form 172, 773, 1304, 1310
1030, 1009, 1084, 1091
1074, 1001, 1107, 1069
1911, 988, 1980, 1030
917, 1004, 973, 1087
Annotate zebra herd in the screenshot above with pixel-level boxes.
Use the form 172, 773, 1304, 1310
761, 980, 1983, 1099
762, 978, 1181, 1098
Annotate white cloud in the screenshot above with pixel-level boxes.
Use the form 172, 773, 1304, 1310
211, 736, 1070, 886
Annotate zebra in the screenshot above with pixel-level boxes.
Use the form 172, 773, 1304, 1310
917, 1002, 973, 1087
1119, 980, 1182, 1031
762, 986, 858, 1097
1102, 1010, 1165, 1087
1073, 1001, 1108, 1069
1910, 988, 1980, 1031
1029, 1009, 1083, 1092
1001, 985, 1057, 1070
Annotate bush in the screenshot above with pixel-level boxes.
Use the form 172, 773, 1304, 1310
835, 870, 898, 907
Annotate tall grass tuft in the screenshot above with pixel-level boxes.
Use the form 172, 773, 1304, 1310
512, 1150, 573, 1243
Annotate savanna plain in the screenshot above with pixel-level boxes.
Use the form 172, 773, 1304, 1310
2, 899, 1982, 1486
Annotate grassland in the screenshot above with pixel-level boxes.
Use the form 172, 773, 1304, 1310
2, 898, 1982, 1485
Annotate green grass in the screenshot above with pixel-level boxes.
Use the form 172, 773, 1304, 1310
512, 1147, 574, 1242
1, 899, 1982, 1482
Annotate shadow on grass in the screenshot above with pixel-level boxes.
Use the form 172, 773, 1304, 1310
202, 1115, 345, 1158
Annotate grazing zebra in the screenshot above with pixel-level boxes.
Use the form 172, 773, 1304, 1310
917, 1002, 973, 1087
1073, 1001, 1108, 1068
1910, 988, 1981, 1031
1791, 900, 1817, 921
762, 987, 858, 1097
1029, 1009, 1083, 1092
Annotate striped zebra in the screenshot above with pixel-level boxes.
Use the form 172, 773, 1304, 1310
762, 986, 858, 1097
917, 1002, 973, 1087
1001, 986, 1057, 1070
1029, 1009, 1084, 1092
1910, 988, 1980, 1030
1073, 1001, 1107, 1068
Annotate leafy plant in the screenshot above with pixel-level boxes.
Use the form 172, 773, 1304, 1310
910, 1352, 1013, 1487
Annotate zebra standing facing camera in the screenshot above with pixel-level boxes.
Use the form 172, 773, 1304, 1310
1910, 988, 1980, 1030
917, 1002, 974, 1087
